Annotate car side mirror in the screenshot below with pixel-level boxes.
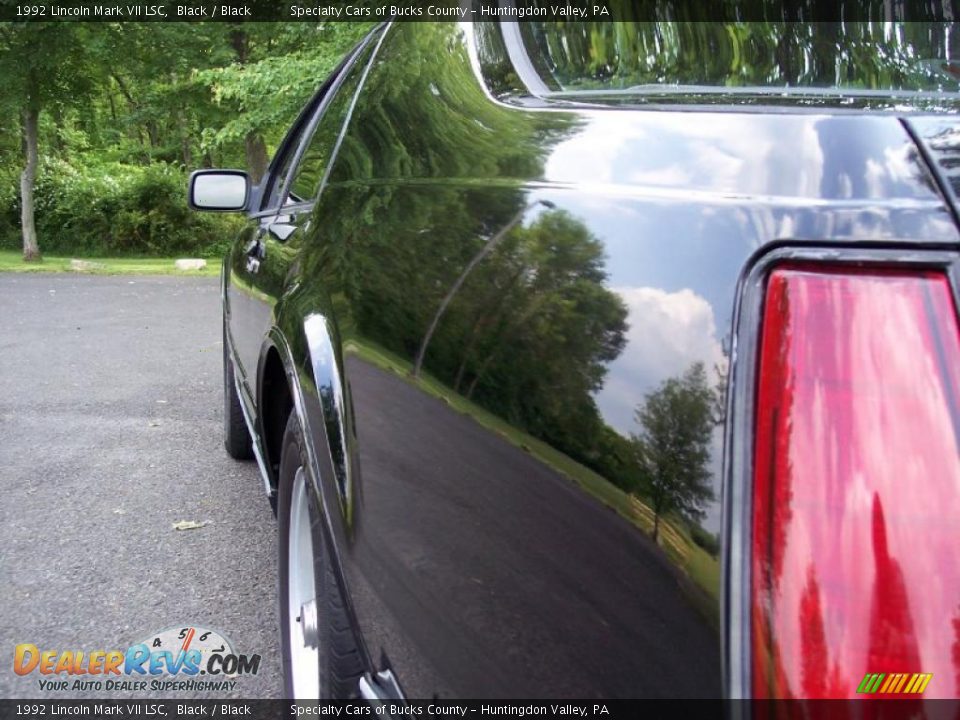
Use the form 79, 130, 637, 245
188, 170, 250, 212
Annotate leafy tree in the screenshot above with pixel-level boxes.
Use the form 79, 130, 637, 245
93, 23, 230, 166
0, 21, 369, 255
0, 23, 98, 259
299, 23, 635, 487
631, 362, 715, 543
195, 23, 372, 181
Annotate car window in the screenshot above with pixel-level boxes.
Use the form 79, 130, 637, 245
263, 82, 336, 210
283, 41, 376, 206
265, 132, 307, 210
261, 30, 380, 211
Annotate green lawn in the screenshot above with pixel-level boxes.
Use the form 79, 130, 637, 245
345, 337, 721, 615
0, 251, 219, 277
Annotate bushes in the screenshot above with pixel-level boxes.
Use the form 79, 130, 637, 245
0, 165, 21, 250
1, 158, 243, 257
690, 524, 720, 558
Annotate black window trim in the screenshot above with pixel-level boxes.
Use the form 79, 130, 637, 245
271, 24, 386, 215
256, 23, 386, 216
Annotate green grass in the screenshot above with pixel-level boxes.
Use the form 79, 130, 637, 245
345, 337, 721, 614
687, 545, 722, 604
0, 250, 219, 276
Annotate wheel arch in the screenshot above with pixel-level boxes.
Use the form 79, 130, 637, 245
256, 313, 372, 674
257, 345, 292, 496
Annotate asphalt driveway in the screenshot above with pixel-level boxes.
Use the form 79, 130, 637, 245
0, 273, 281, 699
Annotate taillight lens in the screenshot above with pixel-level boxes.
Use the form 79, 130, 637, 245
751, 264, 960, 699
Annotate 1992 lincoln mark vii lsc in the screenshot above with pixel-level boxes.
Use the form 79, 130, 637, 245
189, 15, 960, 700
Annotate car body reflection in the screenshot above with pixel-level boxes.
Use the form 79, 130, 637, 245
217, 18, 960, 698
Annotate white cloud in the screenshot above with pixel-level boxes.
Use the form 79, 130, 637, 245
595, 286, 725, 435
594, 285, 727, 531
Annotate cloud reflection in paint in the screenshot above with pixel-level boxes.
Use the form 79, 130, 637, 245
595, 285, 727, 531
596, 285, 725, 435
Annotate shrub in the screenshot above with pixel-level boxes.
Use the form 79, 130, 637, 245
690, 524, 720, 558
0, 165, 21, 250
2, 157, 242, 257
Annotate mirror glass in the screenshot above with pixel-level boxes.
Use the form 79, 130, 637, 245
191, 172, 248, 211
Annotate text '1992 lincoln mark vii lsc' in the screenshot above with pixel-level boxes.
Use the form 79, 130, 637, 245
189, 13, 960, 701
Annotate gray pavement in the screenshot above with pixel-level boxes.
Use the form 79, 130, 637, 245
0, 273, 281, 699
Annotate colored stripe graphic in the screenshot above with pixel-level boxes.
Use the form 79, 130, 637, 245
856, 672, 932, 694
857, 673, 885, 693
903, 675, 920, 693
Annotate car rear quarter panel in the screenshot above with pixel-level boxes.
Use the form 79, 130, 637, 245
287, 22, 958, 698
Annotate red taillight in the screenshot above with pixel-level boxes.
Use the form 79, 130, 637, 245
751, 264, 960, 699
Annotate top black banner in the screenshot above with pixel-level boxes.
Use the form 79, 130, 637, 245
5, 700, 960, 720
1, 0, 958, 23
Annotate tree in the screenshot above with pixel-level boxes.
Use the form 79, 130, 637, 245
0, 23, 96, 260
92, 23, 230, 167
631, 363, 715, 544
297, 23, 628, 482
195, 23, 372, 182
412, 199, 554, 379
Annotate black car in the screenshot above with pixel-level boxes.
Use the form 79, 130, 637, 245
189, 18, 960, 700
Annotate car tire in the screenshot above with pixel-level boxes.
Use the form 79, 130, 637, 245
277, 411, 365, 699
223, 325, 254, 460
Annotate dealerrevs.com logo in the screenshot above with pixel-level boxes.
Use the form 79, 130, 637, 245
14, 625, 261, 693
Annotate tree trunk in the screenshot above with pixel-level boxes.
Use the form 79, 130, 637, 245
146, 120, 159, 149
228, 29, 267, 183
20, 79, 41, 262
453, 264, 527, 392
111, 73, 147, 158
229, 26, 249, 63
51, 104, 65, 154
651, 513, 660, 544
173, 73, 193, 169
453, 312, 491, 392
466, 345, 500, 400
464, 291, 549, 399
453, 349, 472, 394
178, 111, 193, 168
245, 131, 268, 184
181, 132, 193, 169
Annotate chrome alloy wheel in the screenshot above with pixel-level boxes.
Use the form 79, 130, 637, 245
287, 466, 320, 699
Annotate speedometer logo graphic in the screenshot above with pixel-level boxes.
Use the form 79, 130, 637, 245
136, 625, 237, 675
